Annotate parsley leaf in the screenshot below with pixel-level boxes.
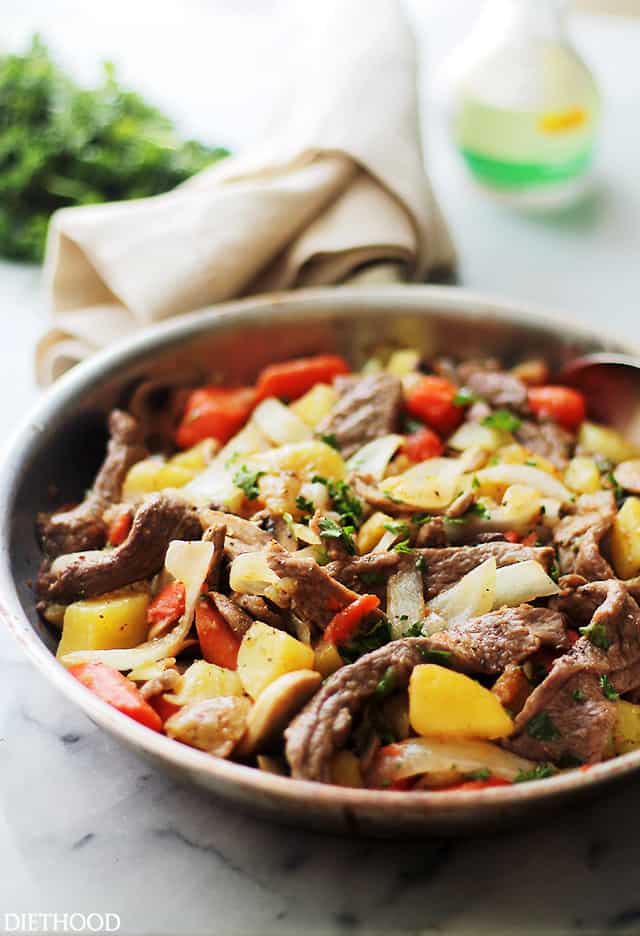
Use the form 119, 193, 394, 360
472, 475, 481, 490
403, 620, 425, 638
464, 768, 491, 781
383, 519, 409, 535
320, 433, 339, 450
232, 465, 265, 500
418, 648, 452, 664
453, 387, 479, 407
412, 512, 433, 525
415, 555, 426, 571
340, 617, 391, 663
482, 409, 522, 432
464, 501, 491, 519
572, 688, 587, 703
526, 710, 561, 741
599, 674, 619, 701
606, 471, 625, 506
317, 516, 356, 554
393, 539, 413, 554
295, 494, 315, 516
375, 666, 398, 700
514, 763, 557, 783
579, 619, 611, 651
313, 477, 362, 527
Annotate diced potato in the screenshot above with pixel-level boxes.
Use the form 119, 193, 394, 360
57, 587, 150, 659
314, 639, 344, 678
357, 511, 394, 554
496, 444, 559, 477
258, 471, 302, 516
165, 660, 243, 704
122, 457, 165, 498
290, 383, 338, 427
500, 484, 543, 526
579, 421, 639, 465
254, 440, 346, 482
237, 621, 315, 699
170, 439, 217, 471
429, 557, 496, 626
610, 496, 640, 579
252, 397, 312, 445
386, 349, 421, 377
449, 422, 506, 453
564, 456, 601, 494
613, 700, 640, 755
409, 665, 513, 739
155, 463, 197, 489
331, 750, 364, 787
380, 458, 463, 510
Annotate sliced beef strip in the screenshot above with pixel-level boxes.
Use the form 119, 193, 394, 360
415, 516, 447, 548
203, 524, 226, 588
553, 491, 616, 578
463, 367, 529, 412
267, 543, 359, 632
316, 374, 403, 458
427, 606, 569, 675
199, 509, 272, 560
285, 637, 431, 782
232, 593, 288, 630
326, 551, 400, 592
38, 410, 147, 558
415, 541, 555, 600
506, 581, 640, 764
209, 591, 254, 639
515, 420, 573, 469
38, 493, 201, 603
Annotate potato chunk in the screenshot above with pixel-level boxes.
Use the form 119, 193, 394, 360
165, 660, 243, 705
564, 456, 601, 495
610, 496, 640, 579
409, 665, 513, 739
331, 750, 364, 787
578, 421, 639, 465
57, 587, 149, 659
165, 696, 251, 756
613, 700, 640, 755
290, 383, 339, 427
237, 621, 315, 699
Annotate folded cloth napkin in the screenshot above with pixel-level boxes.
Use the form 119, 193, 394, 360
36, 0, 455, 385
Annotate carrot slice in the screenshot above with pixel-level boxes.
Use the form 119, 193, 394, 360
68, 662, 162, 731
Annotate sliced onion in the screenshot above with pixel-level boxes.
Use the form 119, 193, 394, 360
387, 565, 425, 639
367, 737, 535, 788
252, 397, 312, 445
347, 434, 403, 481
475, 464, 570, 502
229, 551, 285, 607
493, 560, 560, 609
429, 557, 496, 626
61, 540, 214, 670
183, 421, 270, 509
294, 523, 321, 545
380, 458, 463, 511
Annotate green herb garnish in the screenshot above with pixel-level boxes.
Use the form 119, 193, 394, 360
514, 763, 557, 783
320, 433, 339, 450
572, 688, 587, 703
605, 471, 625, 506
482, 409, 522, 432
375, 666, 398, 700
415, 555, 426, 571
403, 620, 425, 638
383, 519, 409, 535
464, 501, 491, 520
418, 648, 452, 664
412, 512, 433, 525
295, 494, 315, 516
464, 768, 491, 781
579, 619, 611, 651
232, 465, 265, 500
453, 387, 479, 407
599, 674, 619, 701
340, 617, 391, 663
393, 539, 413, 554
317, 516, 357, 554
472, 476, 481, 490
526, 710, 561, 742
0, 36, 229, 262
313, 477, 362, 527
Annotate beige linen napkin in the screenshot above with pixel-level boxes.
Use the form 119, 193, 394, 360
36, 0, 455, 385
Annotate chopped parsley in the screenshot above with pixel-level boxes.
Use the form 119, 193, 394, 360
572, 688, 587, 703
317, 516, 356, 554
340, 616, 391, 663
599, 674, 619, 701
393, 539, 413, 554
514, 763, 557, 783
415, 555, 426, 571
549, 560, 560, 584
525, 459, 539, 468
465, 768, 491, 781
464, 501, 491, 520
295, 494, 315, 516
232, 465, 265, 500
403, 620, 425, 638
282, 511, 295, 534
412, 512, 433, 525
526, 710, 561, 742
313, 477, 363, 527
472, 475, 481, 490
418, 647, 452, 664
606, 471, 625, 506
320, 433, 339, 450
375, 666, 398, 700
453, 387, 479, 407
482, 409, 522, 433
383, 519, 409, 535
579, 619, 611, 651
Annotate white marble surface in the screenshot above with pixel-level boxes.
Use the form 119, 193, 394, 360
1, 3, 640, 934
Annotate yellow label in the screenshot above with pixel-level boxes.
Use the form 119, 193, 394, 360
539, 107, 587, 134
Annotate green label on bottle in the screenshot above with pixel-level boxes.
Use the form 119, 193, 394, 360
459, 146, 593, 190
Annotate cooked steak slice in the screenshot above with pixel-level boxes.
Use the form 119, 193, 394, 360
415, 516, 447, 548
427, 606, 569, 675
267, 543, 359, 631
199, 509, 272, 559
285, 637, 430, 781
232, 593, 288, 630
416, 541, 555, 599
203, 523, 226, 589
515, 420, 574, 469
316, 374, 402, 458
38, 410, 147, 558
209, 591, 254, 638
553, 491, 616, 578
463, 367, 528, 411
38, 493, 201, 603
506, 581, 640, 764
326, 552, 400, 591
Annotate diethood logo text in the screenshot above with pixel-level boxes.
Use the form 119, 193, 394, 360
4, 912, 121, 933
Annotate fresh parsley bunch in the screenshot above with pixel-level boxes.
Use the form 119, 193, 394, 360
0, 36, 229, 262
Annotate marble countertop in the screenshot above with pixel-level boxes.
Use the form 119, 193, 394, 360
2, 3, 640, 934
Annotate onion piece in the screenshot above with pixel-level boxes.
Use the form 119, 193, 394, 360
379, 458, 463, 511
183, 421, 270, 509
367, 737, 535, 787
475, 464, 571, 502
387, 565, 425, 639
493, 560, 560, 609
252, 397, 312, 445
229, 551, 288, 606
429, 557, 496, 627
347, 434, 403, 481
61, 540, 214, 670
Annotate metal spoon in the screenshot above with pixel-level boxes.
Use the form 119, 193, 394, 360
559, 353, 640, 446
